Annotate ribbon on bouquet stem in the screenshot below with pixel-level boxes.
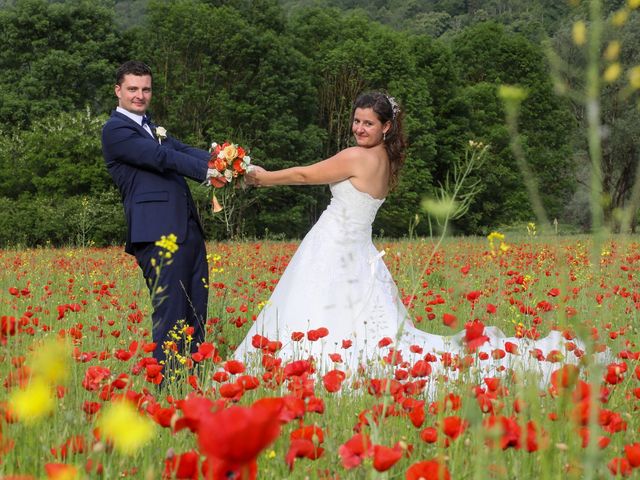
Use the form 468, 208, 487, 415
211, 194, 223, 213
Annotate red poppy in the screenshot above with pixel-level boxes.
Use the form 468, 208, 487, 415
463, 320, 489, 351
82, 401, 101, 416
307, 327, 329, 341
466, 290, 482, 302
406, 460, 451, 480
1, 315, 16, 339
442, 313, 457, 328
338, 433, 373, 469
152, 406, 176, 428
193, 342, 220, 362
197, 397, 284, 479
408, 401, 425, 428
284, 360, 313, 378
163, 450, 199, 480
44, 464, 78, 479
82, 366, 111, 391
219, 382, 244, 400
212, 371, 230, 383
420, 426, 438, 443
237, 375, 260, 390
223, 360, 245, 375
328, 353, 343, 363
604, 363, 626, 385
322, 370, 346, 393
624, 443, 640, 467
174, 396, 221, 433
372, 444, 403, 472
50, 436, 86, 460
549, 364, 580, 395
286, 425, 325, 470
410, 360, 432, 378
608, 457, 632, 477
504, 341, 518, 354
291, 332, 304, 341
442, 415, 467, 440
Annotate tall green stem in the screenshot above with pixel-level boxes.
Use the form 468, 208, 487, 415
586, 0, 605, 262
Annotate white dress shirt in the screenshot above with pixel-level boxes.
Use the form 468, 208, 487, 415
116, 107, 155, 138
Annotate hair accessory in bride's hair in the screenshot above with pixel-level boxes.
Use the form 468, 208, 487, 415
384, 93, 400, 120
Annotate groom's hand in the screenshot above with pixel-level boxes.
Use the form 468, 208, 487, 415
245, 165, 266, 186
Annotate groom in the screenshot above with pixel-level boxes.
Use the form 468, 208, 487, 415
101, 60, 210, 372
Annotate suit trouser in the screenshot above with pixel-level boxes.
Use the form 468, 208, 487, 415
132, 217, 208, 367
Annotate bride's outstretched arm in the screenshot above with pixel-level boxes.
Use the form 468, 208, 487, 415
246, 148, 365, 187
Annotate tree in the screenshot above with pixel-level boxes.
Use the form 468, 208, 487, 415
450, 21, 575, 232
134, 0, 322, 238
0, 0, 127, 130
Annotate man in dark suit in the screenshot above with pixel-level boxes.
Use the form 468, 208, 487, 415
102, 60, 210, 375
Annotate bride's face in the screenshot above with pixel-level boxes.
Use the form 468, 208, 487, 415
352, 108, 389, 148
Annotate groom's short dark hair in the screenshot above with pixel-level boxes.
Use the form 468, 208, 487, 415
116, 60, 153, 85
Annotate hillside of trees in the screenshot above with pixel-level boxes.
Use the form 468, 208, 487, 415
0, 0, 638, 246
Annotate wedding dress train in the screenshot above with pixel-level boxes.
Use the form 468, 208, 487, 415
233, 179, 590, 386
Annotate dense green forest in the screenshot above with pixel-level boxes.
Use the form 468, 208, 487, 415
0, 0, 638, 246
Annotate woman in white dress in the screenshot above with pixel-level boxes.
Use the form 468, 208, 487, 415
234, 92, 587, 386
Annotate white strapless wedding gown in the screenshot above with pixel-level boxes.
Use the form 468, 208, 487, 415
234, 180, 592, 386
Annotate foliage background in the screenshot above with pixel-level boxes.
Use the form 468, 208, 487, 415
0, 0, 637, 246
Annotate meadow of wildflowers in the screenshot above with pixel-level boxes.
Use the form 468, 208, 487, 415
0, 233, 638, 479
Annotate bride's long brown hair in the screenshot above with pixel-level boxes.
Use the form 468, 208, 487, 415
351, 92, 407, 190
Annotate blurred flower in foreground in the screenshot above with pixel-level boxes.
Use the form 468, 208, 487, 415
45, 463, 79, 480
604, 63, 622, 83
9, 378, 55, 424
198, 397, 284, 479
421, 197, 457, 221
29, 338, 71, 385
572, 20, 586, 45
97, 400, 155, 455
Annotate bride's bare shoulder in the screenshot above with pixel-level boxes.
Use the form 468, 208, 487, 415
339, 146, 380, 160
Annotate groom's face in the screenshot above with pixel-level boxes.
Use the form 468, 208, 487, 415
115, 74, 152, 116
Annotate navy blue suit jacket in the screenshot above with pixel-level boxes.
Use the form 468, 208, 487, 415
102, 111, 210, 253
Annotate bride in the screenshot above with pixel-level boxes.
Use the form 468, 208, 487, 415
233, 92, 586, 384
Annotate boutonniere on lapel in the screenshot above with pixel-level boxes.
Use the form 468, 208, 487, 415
154, 126, 167, 144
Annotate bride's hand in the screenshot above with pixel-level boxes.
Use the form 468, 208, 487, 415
245, 165, 267, 186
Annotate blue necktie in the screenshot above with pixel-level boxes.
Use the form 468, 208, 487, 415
141, 115, 154, 138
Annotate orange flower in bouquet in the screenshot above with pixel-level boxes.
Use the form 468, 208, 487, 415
207, 141, 252, 212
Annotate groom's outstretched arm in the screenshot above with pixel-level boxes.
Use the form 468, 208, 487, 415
102, 120, 208, 182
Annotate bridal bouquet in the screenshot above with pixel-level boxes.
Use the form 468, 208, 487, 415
207, 141, 252, 213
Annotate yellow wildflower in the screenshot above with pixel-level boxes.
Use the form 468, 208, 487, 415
604, 63, 622, 83
572, 21, 587, 45
604, 41, 621, 61
527, 222, 537, 236
629, 0, 640, 9
612, 9, 629, 26
29, 338, 71, 385
628, 66, 640, 89
9, 378, 55, 424
155, 234, 179, 254
97, 400, 155, 455
487, 231, 505, 243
